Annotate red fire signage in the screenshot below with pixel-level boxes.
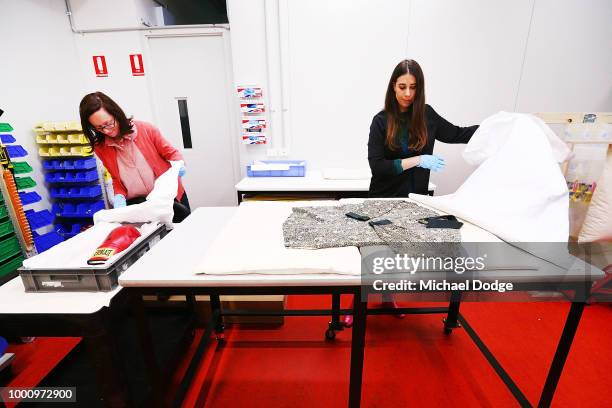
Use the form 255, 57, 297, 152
129, 54, 145, 76
92, 55, 108, 77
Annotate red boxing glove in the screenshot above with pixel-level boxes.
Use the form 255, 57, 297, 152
87, 225, 141, 265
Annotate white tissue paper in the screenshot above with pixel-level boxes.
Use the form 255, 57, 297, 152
21, 222, 160, 269
94, 160, 183, 227
410, 112, 571, 242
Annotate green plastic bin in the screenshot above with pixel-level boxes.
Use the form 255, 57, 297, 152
0, 236, 21, 262
0, 123, 14, 132
15, 176, 36, 190
12, 162, 33, 174
0, 220, 14, 237
0, 254, 24, 279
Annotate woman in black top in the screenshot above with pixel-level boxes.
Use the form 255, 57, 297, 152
368, 59, 478, 197
344, 59, 478, 327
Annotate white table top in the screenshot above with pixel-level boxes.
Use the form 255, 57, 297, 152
0, 277, 121, 315
120, 206, 361, 287
120, 201, 603, 288
235, 169, 436, 193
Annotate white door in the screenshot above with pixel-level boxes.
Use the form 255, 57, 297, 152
147, 33, 237, 207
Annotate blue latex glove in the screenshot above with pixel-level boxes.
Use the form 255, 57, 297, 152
178, 166, 186, 177
418, 155, 445, 172
113, 194, 126, 208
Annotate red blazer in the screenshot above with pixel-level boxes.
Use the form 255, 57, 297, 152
94, 120, 185, 200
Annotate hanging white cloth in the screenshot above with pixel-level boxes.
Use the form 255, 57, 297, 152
410, 112, 571, 242
93, 160, 183, 227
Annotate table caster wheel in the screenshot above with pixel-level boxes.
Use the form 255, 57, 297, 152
325, 328, 336, 340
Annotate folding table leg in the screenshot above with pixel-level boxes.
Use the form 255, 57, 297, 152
132, 293, 162, 403
348, 289, 367, 408
538, 300, 586, 407
326, 293, 344, 340
443, 291, 462, 334
210, 294, 225, 341
83, 316, 132, 407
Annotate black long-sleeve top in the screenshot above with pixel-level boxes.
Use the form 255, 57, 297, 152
368, 104, 478, 197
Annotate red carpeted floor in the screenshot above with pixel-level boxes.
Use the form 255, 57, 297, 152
4, 337, 81, 408
173, 297, 611, 408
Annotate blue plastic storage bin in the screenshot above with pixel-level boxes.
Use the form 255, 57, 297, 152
74, 158, 97, 169
6, 145, 28, 158
52, 200, 104, 218
0, 134, 16, 143
54, 223, 89, 240
246, 160, 306, 177
25, 209, 54, 229
43, 158, 97, 171
19, 191, 42, 205
45, 169, 98, 183
50, 185, 102, 199
43, 160, 60, 171
32, 231, 64, 253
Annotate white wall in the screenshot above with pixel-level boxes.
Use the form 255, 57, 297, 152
286, 0, 411, 169
73, 31, 155, 122
2, 0, 611, 208
0, 0, 84, 211
133, 0, 160, 27
228, 0, 612, 194
226, 0, 270, 169
68, 0, 138, 29
69, 0, 160, 119
406, 1, 533, 193
515, 0, 612, 112
0, 0, 160, 212
69, 0, 158, 29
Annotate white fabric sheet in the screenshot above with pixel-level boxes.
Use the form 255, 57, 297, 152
579, 147, 612, 242
93, 160, 183, 227
195, 202, 362, 275
462, 111, 570, 165
410, 112, 571, 242
22, 222, 160, 270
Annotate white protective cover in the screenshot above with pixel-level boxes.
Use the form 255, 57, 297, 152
22, 222, 160, 269
195, 202, 362, 275
410, 112, 571, 242
579, 147, 612, 242
93, 160, 183, 227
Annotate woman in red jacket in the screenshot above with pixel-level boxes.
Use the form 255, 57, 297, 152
79, 92, 190, 222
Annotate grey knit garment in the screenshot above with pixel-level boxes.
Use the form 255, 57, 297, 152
282, 200, 461, 250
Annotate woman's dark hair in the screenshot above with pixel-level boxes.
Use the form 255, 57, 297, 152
384, 59, 427, 151
79, 92, 133, 146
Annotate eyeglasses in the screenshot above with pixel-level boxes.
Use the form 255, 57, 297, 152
93, 118, 116, 132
